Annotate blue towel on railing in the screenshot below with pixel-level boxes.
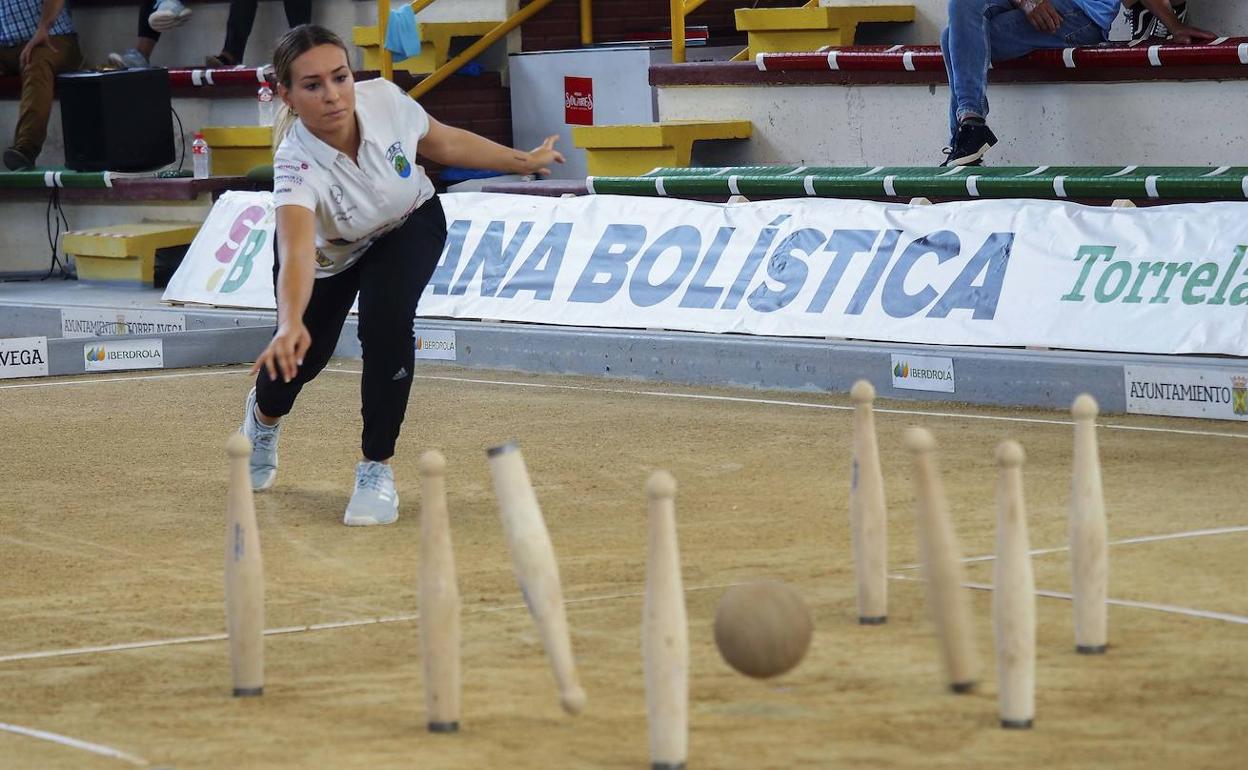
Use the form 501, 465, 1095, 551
384, 5, 422, 60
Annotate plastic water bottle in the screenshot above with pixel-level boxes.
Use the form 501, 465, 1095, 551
191, 132, 211, 179
257, 84, 274, 126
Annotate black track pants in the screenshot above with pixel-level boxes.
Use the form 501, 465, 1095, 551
255, 195, 447, 461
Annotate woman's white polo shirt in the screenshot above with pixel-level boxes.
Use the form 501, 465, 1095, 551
273, 78, 436, 277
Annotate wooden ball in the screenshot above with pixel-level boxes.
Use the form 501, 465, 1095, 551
714, 581, 813, 679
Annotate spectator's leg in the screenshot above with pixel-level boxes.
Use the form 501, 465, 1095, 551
135, 1, 160, 58
941, 26, 957, 143
222, 0, 262, 64
139, 1, 161, 47
987, 0, 1105, 63
13, 35, 84, 164
283, 0, 313, 28
943, 0, 1016, 130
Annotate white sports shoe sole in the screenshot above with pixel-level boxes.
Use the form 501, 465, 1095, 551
148, 7, 192, 32
252, 468, 277, 493
343, 492, 400, 527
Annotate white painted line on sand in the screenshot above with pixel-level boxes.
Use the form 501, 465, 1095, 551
894, 525, 1248, 571
0, 367, 251, 390
0, 585, 737, 664
0, 722, 149, 766
890, 574, 1248, 625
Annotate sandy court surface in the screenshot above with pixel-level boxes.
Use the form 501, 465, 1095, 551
1, 362, 1245, 769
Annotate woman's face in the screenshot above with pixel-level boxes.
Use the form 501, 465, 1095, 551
281, 44, 356, 137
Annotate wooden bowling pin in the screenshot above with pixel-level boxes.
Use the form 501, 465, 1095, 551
419, 450, 461, 733
1070, 394, 1108, 654
849, 380, 888, 625
487, 441, 586, 715
643, 471, 688, 770
905, 427, 978, 693
225, 433, 264, 697
994, 440, 1035, 729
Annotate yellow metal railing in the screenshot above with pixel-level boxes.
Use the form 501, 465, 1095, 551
376, 0, 597, 99
670, 0, 818, 63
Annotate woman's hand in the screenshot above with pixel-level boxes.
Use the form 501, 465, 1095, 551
251, 321, 312, 383
522, 135, 566, 176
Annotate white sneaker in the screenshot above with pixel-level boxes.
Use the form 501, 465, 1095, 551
240, 387, 280, 492
343, 461, 399, 526
107, 48, 151, 69
148, 0, 192, 32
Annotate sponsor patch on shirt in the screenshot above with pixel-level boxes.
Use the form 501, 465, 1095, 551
386, 142, 412, 179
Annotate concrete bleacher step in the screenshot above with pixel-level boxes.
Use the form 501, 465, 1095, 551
571, 121, 753, 176
354, 22, 499, 75
650, 37, 1248, 168
64, 222, 202, 287
734, 5, 916, 57
200, 126, 274, 176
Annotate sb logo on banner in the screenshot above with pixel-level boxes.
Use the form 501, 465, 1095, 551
208, 205, 270, 294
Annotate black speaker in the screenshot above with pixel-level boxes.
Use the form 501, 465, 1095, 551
57, 68, 175, 172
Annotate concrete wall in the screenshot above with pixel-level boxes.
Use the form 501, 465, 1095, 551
659, 78, 1248, 167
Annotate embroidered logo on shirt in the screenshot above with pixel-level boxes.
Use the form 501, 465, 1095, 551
386, 142, 412, 179
330, 184, 344, 204
314, 249, 334, 269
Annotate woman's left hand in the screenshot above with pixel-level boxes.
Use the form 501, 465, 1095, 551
523, 135, 565, 176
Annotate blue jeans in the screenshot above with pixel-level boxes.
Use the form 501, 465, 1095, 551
941, 0, 1105, 141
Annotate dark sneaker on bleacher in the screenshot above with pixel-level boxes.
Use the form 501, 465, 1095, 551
4, 147, 33, 171
1126, 0, 1186, 42
940, 120, 997, 167
205, 51, 239, 69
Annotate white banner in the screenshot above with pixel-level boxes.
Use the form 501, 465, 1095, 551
163, 192, 1248, 357
163, 190, 277, 310
83, 338, 165, 372
62, 308, 186, 338
0, 336, 49, 380
1124, 365, 1248, 420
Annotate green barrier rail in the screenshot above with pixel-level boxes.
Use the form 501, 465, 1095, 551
0, 171, 114, 189
590, 166, 1248, 200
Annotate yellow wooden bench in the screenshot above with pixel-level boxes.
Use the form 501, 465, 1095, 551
201, 126, 274, 177
572, 121, 753, 177
64, 222, 202, 286
353, 22, 498, 75
735, 5, 916, 57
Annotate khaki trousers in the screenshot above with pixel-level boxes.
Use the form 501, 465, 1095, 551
0, 34, 84, 160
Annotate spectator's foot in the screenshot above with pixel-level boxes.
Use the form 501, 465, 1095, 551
3, 147, 34, 171
107, 48, 151, 69
149, 0, 193, 32
1126, 0, 1185, 43
205, 51, 239, 68
940, 119, 997, 167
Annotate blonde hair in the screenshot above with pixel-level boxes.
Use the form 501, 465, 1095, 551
270, 24, 351, 152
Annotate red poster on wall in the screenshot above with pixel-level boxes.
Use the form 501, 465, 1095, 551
564, 76, 594, 126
